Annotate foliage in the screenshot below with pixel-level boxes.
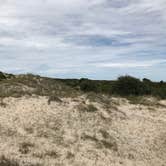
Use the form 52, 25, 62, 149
0, 71, 165, 99
64, 75, 166, 99
79, 78, 99, 93
0, 72, 6, 81
112, 76, 151, 96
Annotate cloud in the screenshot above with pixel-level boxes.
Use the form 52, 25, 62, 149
0, 0, 166, 80
95, 59, 166, 68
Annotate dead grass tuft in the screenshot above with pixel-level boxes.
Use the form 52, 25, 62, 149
19, 142, 35, 154
0, 98, 7, 108
48, 96, 62, 105
0, 155, 19, 166
44, 150, 59, 158
77, 103, 98, 113
128, 96, 166, 108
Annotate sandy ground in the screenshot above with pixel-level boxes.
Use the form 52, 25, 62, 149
0, 95, 166, 166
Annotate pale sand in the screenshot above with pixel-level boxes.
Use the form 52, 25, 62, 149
0, 96, 166, 166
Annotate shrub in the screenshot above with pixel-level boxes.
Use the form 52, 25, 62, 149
142, 78, 151, 83
79, 78, 99, 93
0, 72, 6, 81
112, 76, 151, 96
153, 87, 166, 99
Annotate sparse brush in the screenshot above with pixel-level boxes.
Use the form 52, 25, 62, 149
48, 95, 62, 105
0, 97, 8, 107
0, 72, 79, 99
19, 142, 35, 154
86, 92, 110, 105
77, 103, 98, 112
128, 96, 166, 108
87, 104, 98, 112
0, 155, 19, 166
66, 151, 75, 159
44, 150, 59, 158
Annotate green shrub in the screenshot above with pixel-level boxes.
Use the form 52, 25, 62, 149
0, 72, 6, 81
79, 78, 99, 93
112, 76, 151, 96
0, 71, 165, 99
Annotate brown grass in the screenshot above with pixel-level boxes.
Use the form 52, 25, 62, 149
0, 155, 19, 166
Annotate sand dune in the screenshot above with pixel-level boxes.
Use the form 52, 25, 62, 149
0, 95, 166, 166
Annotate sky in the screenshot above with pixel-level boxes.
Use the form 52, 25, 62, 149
0, 0, 166, 81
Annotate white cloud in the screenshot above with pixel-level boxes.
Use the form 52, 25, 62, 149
0, 0, 166, 80
95, 59, 166, 68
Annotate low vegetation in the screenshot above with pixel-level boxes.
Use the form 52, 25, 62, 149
19, 142, 35, 154
86, 104, 98, 112
48, 95, 62, 105
0, 78, 165, 165
0, 155, 19, 166
60, 75, 166, 99
77, 103, 98, 113
0, 71, 165, 99
0, 72, 79, 99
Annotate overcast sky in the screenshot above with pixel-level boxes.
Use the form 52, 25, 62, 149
0, 0, 166, 80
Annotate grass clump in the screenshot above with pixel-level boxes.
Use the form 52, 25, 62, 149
86, 104, 98, 112
78, 104, 98, 113
0, 155, 19, 166
100, 130, 118, 151
0, 98, 7, 108
44, 150, 59, 158
66, 151, 75, 159
48, 95, 62, 105
86, 92, 111, 105
82, 131, 118, 152
19, 142, 35, 154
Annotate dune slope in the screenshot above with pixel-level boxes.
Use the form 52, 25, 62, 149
0, 95, 166, 166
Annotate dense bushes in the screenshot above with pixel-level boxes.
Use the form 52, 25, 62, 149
79, 78, 99, 93
62, 75, 166, 99
112, 76, 151, 96
73, 76, 154, 96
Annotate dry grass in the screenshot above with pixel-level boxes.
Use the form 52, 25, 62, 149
48, 95, 62, 105
19, 142, 35, 154
0, 155, 19, 166
77, 103, 98, 113
0, 98, 7, 108
0, 96, 166, 166
0, 74, 80, 99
